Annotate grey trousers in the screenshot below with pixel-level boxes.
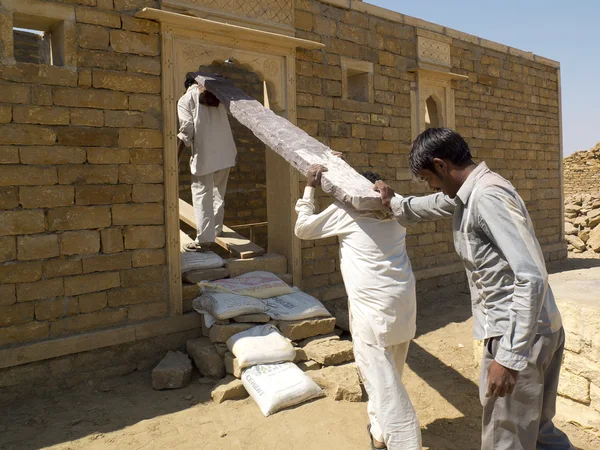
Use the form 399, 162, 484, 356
480, 328, 574, 450
191, 168, 229, 245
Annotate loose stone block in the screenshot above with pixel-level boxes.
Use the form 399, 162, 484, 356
324, 298, 350, 331
232, 313, 271, 323
298, 360, 322, 372
565, 235, 586, 251
0, 210, 46, 236
17, 278, 64, 303
224, 352, 242, 378
194, 73, 383, 211
303, 338, 354, 366
211, 375, 248, 403
183, 267, 229, 284
308, 363, 363, 402
152, 351, 192, 390
19, 186, 75, 208
17, 234, 59, 261
277, 317, 336, 341
186, 337, 226, 378
209, 323, 255, 343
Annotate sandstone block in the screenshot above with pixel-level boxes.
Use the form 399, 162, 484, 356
78, 50, 127, 71
564, 352, 600, 385
112, 203, 164, 226
126, 55, 161, 76
565, 235, 586, 251
232, 314, 271, 323
565, 222, 579, 236
60, 230, 100, 256
119, 165, 163, 184
119, 128, 162, 148
226, 254, 287, 277
589, 225, 600, 253
132, 184, 164, 203
0, 64, 77, 87
17, 234, 59, 261
101, 228, 124, 253
298, 360, 321, 372
76, 185, 131, 205
579, 230, 590, 244
48, 206, 111, 231
32, 86, 52, 105
0, 187, 18, 209
0, 147, 19, 164
70, 108, 103, 127
0, 321, 49, 346
129, 94, 161, 113
20, 146, 86, 165
209, 323, 255, 343
78, 70, 92, 88
0, 105, 11, 123
107, 282, 165, 307
105, 111, 160, 129
128, 301, 167, 321
0, 166, 57, 186
308, 363, 362, 402
183, 267, 229, 284
87, 148, 129, 164
50, 309, 127, 336
110, 30, 159, 56
120, 265, 165, 287
124, 226, 165, 250
0, 284, 16, 306
83, 252, 132, 273
187, 337, 226, 378
93, 70, 160, 94
19, 186, 74, 209
182, 282, 200, 301
558, 369, 590, 404
211, 375, 248, 403
0, 84, 30, 104
57, 127, 119, 147
64, 271, 120, 296
35, 296, 78, 320
588, 210, 600, 229
0, 236, 16, 263
0, 303, 34, 327
114, 0, 158, 12
78, 24, 109, 50
78, 292, 107, 313
13, 106, 69, 125
53, 88, 128, 110
278, 317, 336, 341
43, 258, 83, 278
152, 351, 192, 390
224, 352, 242, 378
76, 6, 121, 28
303, 338, 354, 366
17, 278, 64, 303
122, 16, 160, 34
0, 210, 46, 236
130, 148, 162, 164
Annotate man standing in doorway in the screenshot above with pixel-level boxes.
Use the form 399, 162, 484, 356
177, 73, 237, 252
294, 165, 452, 449
376, 127, 573, 450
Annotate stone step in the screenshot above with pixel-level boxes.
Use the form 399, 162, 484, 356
225, 253, 287, 277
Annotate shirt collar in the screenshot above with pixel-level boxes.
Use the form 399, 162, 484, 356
455, 162, 490, 205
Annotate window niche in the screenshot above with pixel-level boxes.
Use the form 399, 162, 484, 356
341, 58, 373, 103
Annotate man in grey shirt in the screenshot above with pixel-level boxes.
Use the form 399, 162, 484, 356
376, 128, 572, 449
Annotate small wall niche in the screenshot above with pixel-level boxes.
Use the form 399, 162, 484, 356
341, 58, 374, 103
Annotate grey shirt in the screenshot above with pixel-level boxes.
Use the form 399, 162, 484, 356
390, 162, 562, 371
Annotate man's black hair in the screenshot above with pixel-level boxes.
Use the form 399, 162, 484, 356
184, 73, 197, 91
361, 171, 382, 184
408, 128, 472, 175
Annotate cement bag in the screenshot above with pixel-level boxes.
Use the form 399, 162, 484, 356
264, 288, 331, 321
181, 251, 224, 273
203, 312, 217, 329
227, 324, 295, 369
199, 271, 293, 299
193, 292, 266, 320
242, 362, 324, 416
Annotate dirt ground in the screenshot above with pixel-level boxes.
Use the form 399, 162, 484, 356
1, 256, 599, 450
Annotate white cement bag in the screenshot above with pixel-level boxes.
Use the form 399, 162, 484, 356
203, 312, 217, 329
199, 271, 293, 299
242, 362, 324, 416
227, 324, 295, 369
264, 288, 331, 321
181, 251, 225, 273
193, 292, 266, 320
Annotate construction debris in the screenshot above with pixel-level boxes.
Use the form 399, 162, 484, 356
152, 351, 192, 390
564, 193, 600, 253
186, 338, 226, 378
278, 317, 336, 341
308, 364, 363, 402
211, 376, 249, 404
303, 339, 354, 366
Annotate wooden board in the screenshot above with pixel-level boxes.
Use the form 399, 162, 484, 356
178, 199, 265, 259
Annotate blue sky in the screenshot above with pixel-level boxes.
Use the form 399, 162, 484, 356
370, 0, 598, 156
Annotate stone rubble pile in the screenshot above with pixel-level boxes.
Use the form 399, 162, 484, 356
152, 272, 361, 411
563, 142, 600, 197
564, 193, 600, 253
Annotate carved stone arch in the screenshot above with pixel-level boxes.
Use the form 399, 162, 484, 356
424, 93, 444, 129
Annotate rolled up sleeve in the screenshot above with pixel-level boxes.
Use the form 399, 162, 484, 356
177, 95, 194, 148
390, 192, 455, 227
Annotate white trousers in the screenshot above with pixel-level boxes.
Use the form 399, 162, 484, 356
190, 168, 229, 244
353, 337, 422, 450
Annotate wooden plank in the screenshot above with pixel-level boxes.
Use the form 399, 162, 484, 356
178, 198, 264, 259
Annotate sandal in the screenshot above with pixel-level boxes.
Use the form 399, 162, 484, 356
367, 425, 386, 450
183, 242, 209, 252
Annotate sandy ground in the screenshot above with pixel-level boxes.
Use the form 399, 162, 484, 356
1, 256, 599, 450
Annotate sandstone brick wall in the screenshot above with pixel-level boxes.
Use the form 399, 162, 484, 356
295, 0, 564, 302
0, 0, 167, 349
13, 30, 51, 65
178, 63, 268, 249
564, 143, 600, 197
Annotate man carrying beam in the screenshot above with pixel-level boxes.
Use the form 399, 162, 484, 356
294, 164, 454, 449
376, 128, 573, 450
177, 73, 237, 252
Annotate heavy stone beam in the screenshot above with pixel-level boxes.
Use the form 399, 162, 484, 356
193, 73, 384, 211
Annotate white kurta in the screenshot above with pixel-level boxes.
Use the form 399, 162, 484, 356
294, 187, 417, 347
177, 85, 237, 177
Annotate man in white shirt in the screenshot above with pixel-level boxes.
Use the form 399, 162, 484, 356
177, 74, 237, 251
295, 164, 427, 450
